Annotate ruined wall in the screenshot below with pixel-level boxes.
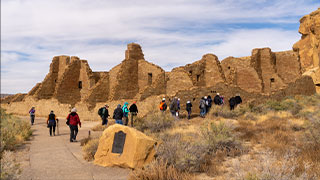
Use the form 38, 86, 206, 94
203, 54, 226, 87
184, 59, 206, 86
221, 57, 262, 93
250, 48, 286, 94
85, 72, 110, 109
27, 83, 41, 96
275, 51, 301, 83
166, 68, 194, 96
54, 60, 82, 105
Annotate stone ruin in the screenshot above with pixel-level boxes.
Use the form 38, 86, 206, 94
2, 8, 319, 115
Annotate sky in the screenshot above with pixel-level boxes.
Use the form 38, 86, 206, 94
1, 0, 319, 94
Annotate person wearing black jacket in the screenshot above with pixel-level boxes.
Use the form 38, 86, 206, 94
113, 104, 124, 125
235, 94, 242, 106
129, 102, 138, 127
186, 101, 192, 119
214, 93, 222, 105
229, 97, 236, 110
98, 105, 110, 126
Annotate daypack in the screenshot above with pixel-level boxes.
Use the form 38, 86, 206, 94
159, 102, 164, 110
98, 107, 104, 116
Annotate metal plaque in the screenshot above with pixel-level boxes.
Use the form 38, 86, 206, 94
111, 131, 126, 154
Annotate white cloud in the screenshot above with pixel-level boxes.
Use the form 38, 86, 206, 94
1, 0, 319, 93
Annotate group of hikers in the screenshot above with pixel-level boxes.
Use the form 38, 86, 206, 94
97, 102, 139, 127
28, 93, 241, 142
158, 93, 242, 119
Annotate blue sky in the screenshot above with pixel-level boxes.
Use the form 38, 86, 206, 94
1, 0, 319, 94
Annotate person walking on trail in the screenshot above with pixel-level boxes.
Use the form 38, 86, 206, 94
66, 108, 81, 142
169, 97, 179, 117
47, 110, 58, 136
229, 97, 236, 110
129, 102, 138, 127
113, 104, 124, 125
214, 93, 222, 105
199, 97, 206, 118
186, 101, 193, 119
159, 98, 168, 112
98, 105, 110, 126
29, 107, 35, 125
122, 102, 130, 126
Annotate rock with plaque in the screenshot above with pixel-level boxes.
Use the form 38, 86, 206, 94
94, 124, 157, 169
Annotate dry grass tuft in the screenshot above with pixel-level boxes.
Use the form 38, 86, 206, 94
0, 150, 21, 180
135, 111, 175, 133
129, 159, 197, 180
91, 124, 108, 131
82, 138, 99, 161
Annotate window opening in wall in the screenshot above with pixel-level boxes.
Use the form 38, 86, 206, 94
228, 66, 231, 69
78, 81, 82, 89
55, 79, 57, 83
193, 98, 196, 101
148, 73, 152, 85
197, 75, 200, 82
270, 78, 275, 83
189, 70, 192, 75
316, 83, 320, 87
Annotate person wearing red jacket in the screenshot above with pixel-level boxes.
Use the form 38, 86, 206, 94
66, 108, 81, 142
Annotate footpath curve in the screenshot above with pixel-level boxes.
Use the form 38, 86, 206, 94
19, 116, 129, 180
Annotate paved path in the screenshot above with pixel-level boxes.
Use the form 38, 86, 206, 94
19, 116, 129, 180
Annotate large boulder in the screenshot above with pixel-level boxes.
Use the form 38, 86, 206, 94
94, 124, 157, 169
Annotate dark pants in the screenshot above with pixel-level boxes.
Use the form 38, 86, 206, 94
123, 116, 128, 126
187, 110, 191, 119
116, 119, 123, 125
130, 112, 137, 127
49, 125, 56, 136
69, 125, 78, 142
30, 115, 35, 125
101, 116, 108, 126
230, 105, 235, 110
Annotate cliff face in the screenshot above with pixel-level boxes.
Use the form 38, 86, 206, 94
293, 8, 320, 93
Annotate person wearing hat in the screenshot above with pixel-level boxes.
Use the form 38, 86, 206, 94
66, 108, 81, 142
159, 98, 167, 112
29, 107, 36, 125
122, 102, 130, 126
186, 100, 193, 119
129, 101, 138, 127
98, 104, 110, 126
47, 110, 58, 136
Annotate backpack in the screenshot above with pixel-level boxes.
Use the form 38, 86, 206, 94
159, 102, 164, 110
98, 107, 104, 116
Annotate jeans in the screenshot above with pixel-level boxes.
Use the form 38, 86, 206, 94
30, 115, 35, 125
116, 119, 123, 125
69, 125, 78, 142
200, 108, 206, 117
49, 125, 56, 136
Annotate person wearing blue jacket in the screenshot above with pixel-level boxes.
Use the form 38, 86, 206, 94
122, 102, 130, 126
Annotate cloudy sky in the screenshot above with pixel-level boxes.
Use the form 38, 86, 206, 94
1, 0, 319, 94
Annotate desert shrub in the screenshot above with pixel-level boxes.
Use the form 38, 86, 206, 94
82, 138, 99, 161
234, 150, 309, 180
129, 159, 197, 180
0, 108, 32, 154
91, 124, 108, 131
0, 150, 21, 180
135, 112, 174, 133
156, 133, 208, 172
210, 105, 249, 119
